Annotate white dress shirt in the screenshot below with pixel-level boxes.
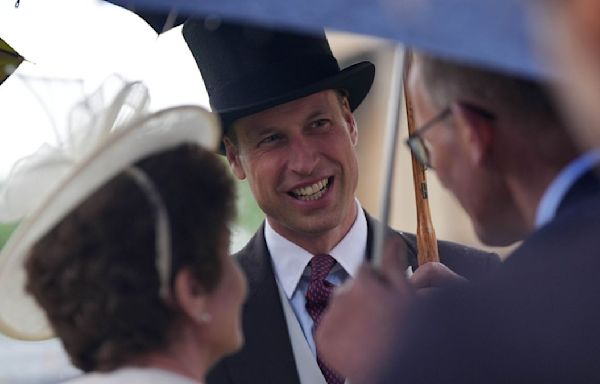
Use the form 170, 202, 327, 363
265, 199, 367, 355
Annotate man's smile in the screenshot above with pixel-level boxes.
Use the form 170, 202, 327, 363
289, 176, 333, 201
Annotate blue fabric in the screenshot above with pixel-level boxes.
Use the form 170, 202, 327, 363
106, 0, 546, 79
378, 169, 600, 384
536, 149, 600, 228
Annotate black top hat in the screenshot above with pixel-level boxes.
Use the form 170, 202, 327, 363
182, 18, 375, 138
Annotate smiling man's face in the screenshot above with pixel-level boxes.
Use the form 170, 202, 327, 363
224, 90, 359, 248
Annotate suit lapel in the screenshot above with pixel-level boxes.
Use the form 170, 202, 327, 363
223, 223, 300, 384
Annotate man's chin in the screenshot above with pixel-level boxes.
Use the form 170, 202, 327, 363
474, 224, 525, 248
291, 220, 339, 236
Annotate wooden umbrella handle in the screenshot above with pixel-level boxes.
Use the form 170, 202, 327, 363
403, 51, 440, 265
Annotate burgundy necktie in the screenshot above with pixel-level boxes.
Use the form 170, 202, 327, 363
305, 254, 345, 384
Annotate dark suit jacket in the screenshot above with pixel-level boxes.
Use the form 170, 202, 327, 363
208, 211, 500, 384
378, 171, 600, 383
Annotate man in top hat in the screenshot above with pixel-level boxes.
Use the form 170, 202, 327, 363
316, 51, 600, 383
182, 19, 500, 384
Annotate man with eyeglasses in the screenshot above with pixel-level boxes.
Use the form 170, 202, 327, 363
316, 51, 600, 383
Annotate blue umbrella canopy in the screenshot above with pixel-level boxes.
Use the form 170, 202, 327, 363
105, 0, 546, 268
106, 0, 544, 79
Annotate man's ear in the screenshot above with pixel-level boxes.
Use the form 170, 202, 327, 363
223, 136, 247, 180
341, 96, 358, 146
451, 103, 494, 165
174, 268, 210, 325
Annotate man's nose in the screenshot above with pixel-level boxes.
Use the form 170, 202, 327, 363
288, 136, 318, 175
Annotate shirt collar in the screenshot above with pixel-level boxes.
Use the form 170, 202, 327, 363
535, 149, 600, 228
265, 199, 367, 299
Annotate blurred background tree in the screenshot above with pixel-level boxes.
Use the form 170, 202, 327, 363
230, 167, 265, 252
0, 223, 17, 250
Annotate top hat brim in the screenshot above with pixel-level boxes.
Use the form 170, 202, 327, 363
217, 61, 375, 153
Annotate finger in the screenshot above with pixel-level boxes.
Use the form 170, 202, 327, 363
410, 261, 467, 290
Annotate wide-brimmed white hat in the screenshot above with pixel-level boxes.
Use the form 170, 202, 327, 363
0, 77, 220, 340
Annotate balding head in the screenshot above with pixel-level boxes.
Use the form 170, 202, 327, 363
407, 52, 580, 245
411, 52, 577, 167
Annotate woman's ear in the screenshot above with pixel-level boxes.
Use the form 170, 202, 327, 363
451, 103, 494, 166
174, 268, 212, 325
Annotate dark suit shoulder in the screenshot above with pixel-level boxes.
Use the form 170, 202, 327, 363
232, 228, 271, 292
379, 179, 600, 384
380, 202, 600, 384
208, 224, 300, 384
364, 210, 500, 282
399, 231, 500, 282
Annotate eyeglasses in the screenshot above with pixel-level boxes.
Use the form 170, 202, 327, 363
405, 104, 495, 169
405, 107, 451, 169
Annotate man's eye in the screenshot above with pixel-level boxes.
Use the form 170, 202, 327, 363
258, 134, 282, 146
311, 119, 330, 128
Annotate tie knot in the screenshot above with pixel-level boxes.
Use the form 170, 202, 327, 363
309, 254, 336, 282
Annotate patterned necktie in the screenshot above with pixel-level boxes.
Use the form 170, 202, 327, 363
305, 254, 345, 384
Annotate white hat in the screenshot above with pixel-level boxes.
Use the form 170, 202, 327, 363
0, 77, 220, 340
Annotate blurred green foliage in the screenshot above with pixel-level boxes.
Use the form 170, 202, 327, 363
217, 156, 264, 234
0, 223, 17, 250
218, 157, 264, 251
0, 162, 265, 252
234, 178, 264, 233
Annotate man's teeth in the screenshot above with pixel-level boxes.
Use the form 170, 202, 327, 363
292, 178, 329, 200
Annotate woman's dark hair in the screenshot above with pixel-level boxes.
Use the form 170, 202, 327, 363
25, 144, 236, 372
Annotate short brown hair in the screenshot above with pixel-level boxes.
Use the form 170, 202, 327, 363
412, 52, 577, 163
25, 144, 235, 372
413, 53, 564, 131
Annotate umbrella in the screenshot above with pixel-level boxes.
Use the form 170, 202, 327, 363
103, 0, 542, 268
0, 1, 543, 342
0, 37, 23, 86
106, 0, 544, 79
